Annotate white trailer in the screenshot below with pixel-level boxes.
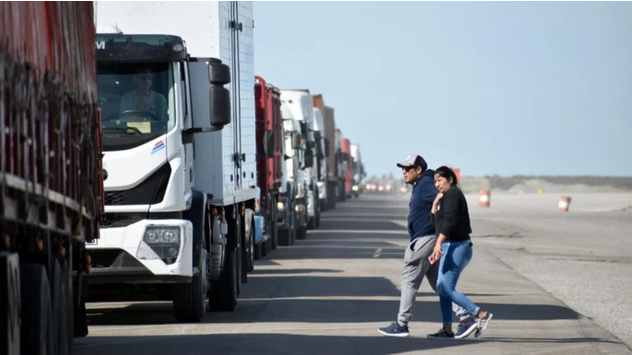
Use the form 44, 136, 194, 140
90, 1, 256, 321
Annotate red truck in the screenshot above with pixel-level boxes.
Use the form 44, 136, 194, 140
0, 2, 102, 355
315, 96, 341, 210
254, 76, 283, 256
342, 138, 353, 199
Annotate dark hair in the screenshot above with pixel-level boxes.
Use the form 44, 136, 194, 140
415, 156, 428, 173
434, 166, 459, 187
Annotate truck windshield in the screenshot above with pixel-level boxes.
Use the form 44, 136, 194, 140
97, 62, 176, 151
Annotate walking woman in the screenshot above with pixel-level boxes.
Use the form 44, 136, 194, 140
427, 166, 493, 339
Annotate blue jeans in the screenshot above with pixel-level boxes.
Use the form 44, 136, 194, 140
437, 239, 480, 324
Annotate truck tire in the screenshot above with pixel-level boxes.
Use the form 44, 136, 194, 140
173, 249, 207, 322
209, 249, 237, 312
278, 203, 293, 246
247, 216, 255, 272
62, 259, 74, 352
270, 195, 278, 250
316, 208, 321, 228
51, 259, 70, 355
296, 226, 307, 240
254, 240, 262, 260
20, 263, 54, 355
307, 216, 315, 230
73, 279, 88, 338
327, 184, 337, 210
235, 215, 243, 292
0, 252, 20, 355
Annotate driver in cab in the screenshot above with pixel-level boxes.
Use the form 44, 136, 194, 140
119, 67, 168, 123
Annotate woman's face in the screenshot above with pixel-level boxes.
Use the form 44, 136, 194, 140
434, 174, 453, 193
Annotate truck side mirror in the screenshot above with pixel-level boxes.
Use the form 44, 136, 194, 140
208, 59, 231, 128
305, 149, 314, 168
292, 132, 302, 150
263, 131, 275, 158
324, 138, 330, 157
208, 59, 230, 85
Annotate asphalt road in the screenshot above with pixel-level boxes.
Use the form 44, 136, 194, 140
74, 192, 632, 355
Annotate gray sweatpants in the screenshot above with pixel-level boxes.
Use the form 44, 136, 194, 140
397, 235, 470, 326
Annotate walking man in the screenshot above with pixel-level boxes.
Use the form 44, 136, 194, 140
377, 155, 477, 338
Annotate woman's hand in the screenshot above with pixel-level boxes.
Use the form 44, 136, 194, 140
432, 242, 443, 260
432, 192, 444, 213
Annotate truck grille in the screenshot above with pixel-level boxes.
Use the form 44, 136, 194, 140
90, 249, 123, 269
103, 163, 171, 206
105, 191, 128, 205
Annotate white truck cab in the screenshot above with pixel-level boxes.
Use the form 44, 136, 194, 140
280, 90, 320, 230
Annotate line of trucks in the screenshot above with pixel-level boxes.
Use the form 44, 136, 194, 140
0, 2, 367, 354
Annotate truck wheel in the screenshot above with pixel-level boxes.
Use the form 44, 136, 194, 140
73, 278, 88, 338
173, 249, 207, 322
241, 215, 250, 283
51, 259, 70, 355
247, 216, 255, 272
278, 205, 293, 247
316, 209, 321, 228
296, 226, 307, 240
254, 241, 262, 260
307, 217, 315, 230
0, 253, 20, 355
209, 249, 237, 312
20, 263, 54, 355
269, 196, 278, 250
278, 229, 292, 246
62, 259, 74, 351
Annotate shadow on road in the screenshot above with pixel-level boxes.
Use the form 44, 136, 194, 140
85, 290, 579, 327
74, 332, 620, 355
251, 268, 344, 275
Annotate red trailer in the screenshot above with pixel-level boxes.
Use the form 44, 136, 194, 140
0, 3, 102, 354
255, 76, 283, 254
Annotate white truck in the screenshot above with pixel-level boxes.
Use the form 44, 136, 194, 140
312, 107, 328, 214
90, 1, 257, 322
280, 90, 320, 231
350, 144, 365, 198
278, 103, 306, 243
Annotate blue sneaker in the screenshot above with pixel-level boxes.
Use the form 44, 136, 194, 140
378, 322, 410, 338
426, 329, 455, 340
455, 319, 477, 339
474, 312, 493, 338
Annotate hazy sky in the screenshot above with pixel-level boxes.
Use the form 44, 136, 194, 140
253, 2, 632, 177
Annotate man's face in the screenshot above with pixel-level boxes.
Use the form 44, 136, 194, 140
134, 71, 153, 93
402, 166, 422, 184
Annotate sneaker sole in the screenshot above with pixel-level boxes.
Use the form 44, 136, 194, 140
378, 329, 410, 338
426, 335, 455, 340
474, 313, 493, 338
455, 323, 478, 339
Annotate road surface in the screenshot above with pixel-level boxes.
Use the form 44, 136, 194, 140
75, 192, 632, 355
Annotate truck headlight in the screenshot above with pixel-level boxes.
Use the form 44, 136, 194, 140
277, 201, 285, 211
140, 227, 181, 264
352, 185, 359, 191
144, 227, 180, 244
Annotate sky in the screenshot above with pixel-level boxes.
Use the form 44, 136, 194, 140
253, 2, 632, 178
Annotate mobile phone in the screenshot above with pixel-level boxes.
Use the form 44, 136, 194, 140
428, 254, 438, 264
